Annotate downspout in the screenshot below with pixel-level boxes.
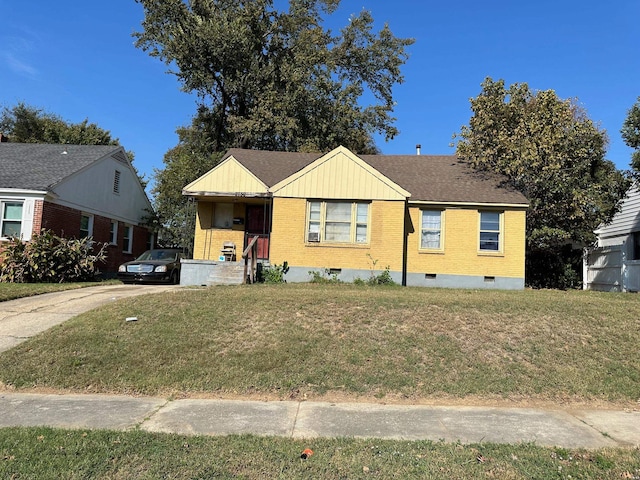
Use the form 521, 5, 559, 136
402, 199, 408, 287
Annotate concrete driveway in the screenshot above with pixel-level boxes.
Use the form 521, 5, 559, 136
0, 284, 182, 353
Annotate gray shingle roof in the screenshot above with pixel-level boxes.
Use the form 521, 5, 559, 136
224, 148, 529, 205
0, 143, 121, 191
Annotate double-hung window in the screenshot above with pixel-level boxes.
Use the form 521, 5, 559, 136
109, 220, 118, 245
123, 225, 133, 253
307, 201, 369, 244
479, 211, 502, 252
80, 214, 93, 238
420, 210, 443, 250
1, 201, 23, 238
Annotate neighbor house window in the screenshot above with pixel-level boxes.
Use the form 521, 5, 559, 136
420, 210, 443, 249
1, 201, 23, 238
109, 220, 118, 245
306, 201, 369, 244
479, 211, 502, 252
80, 214, 94, 238
632, 232, 640, 261
113, 170, 121, 194
123, 225, 133, 253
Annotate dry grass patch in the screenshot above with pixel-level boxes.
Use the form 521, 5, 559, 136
0, 285, 639, 406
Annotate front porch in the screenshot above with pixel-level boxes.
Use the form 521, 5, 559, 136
181, 235, 267, 286
191, 198, 272, 263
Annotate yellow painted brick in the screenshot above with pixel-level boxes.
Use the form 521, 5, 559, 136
406, 207, 526, 279
270, 198, 405, 271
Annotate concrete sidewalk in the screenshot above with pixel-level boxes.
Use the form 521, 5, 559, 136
1, 285, 639, 449
1, 392, 639, 448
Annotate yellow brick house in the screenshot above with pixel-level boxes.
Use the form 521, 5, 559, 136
181, 146, 528, 289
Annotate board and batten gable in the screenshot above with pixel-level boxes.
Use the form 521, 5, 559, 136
271, 146, 410, 200
183, 155, 269, 196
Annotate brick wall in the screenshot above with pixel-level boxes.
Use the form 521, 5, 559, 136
39, 201, 153, 274
406, 206, 526, 279
269, 197, 405, 272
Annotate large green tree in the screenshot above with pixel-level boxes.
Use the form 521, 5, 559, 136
135, 0, 413, 249
0, 103, 119, 146
455, 78, 629, 289
621, 97, 640, 176
134, 0, 412, 153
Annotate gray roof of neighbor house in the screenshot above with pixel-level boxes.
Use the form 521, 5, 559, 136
223, 148, 529, 205
0, 143, 123, 191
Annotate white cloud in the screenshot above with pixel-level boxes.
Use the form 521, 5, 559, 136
0, 33, 39, 79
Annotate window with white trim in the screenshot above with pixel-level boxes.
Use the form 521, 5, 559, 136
123, 224, 133, 253
420, 210, 443, 249
1, 201, 23, 238
109, 220, 118, 245
80, 214, 94, 238
306, 201, 369, 244
479, 211, 502, 252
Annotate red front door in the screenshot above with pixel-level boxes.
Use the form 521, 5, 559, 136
246, 204, 271, 260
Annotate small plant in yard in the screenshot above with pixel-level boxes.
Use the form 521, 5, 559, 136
308, 268, 342, 283
0, 230, 107, 283
262, 261, 289, 283
362, 253, 396, 285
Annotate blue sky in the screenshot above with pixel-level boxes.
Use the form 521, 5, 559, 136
1, 0, 638, 192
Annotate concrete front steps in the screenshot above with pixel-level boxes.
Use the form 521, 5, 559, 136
206, 261, 246, 285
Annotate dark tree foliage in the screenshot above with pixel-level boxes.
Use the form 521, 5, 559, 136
1, 102, 118, 146
135, 0, 413, 250
134, 0, 413, 154
621, 97, 640, 176
456, 78, 629, 289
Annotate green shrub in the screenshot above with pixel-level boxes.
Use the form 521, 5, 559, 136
262, 261, 289, 284
0, 230, 107, 283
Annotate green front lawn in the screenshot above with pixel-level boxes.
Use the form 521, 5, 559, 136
1, 427, 638, 479
1, 284, 638, 406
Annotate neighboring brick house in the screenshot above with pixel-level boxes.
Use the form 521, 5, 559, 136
182, 146, 529, 289
0, 143, 154, 274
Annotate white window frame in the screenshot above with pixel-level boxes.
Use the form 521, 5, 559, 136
479, 211, 503, 253
80, 213, 94, 239
123, 224, 133, 253
306, 201, 370, 245
109, 220, 118, 245
420, 209, 444, 251
0, 200, 24, 239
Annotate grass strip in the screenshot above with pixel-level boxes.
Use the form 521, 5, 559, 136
1, 427, 638, 479
0, 281, 117, 303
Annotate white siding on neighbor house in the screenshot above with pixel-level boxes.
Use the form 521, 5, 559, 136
595, 185, 640, 246
50, 154, 152, 225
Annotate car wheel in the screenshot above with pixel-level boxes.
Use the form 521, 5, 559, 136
170, 270, 179, 285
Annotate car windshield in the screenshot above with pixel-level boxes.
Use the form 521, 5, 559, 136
136, 250, 177, 261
